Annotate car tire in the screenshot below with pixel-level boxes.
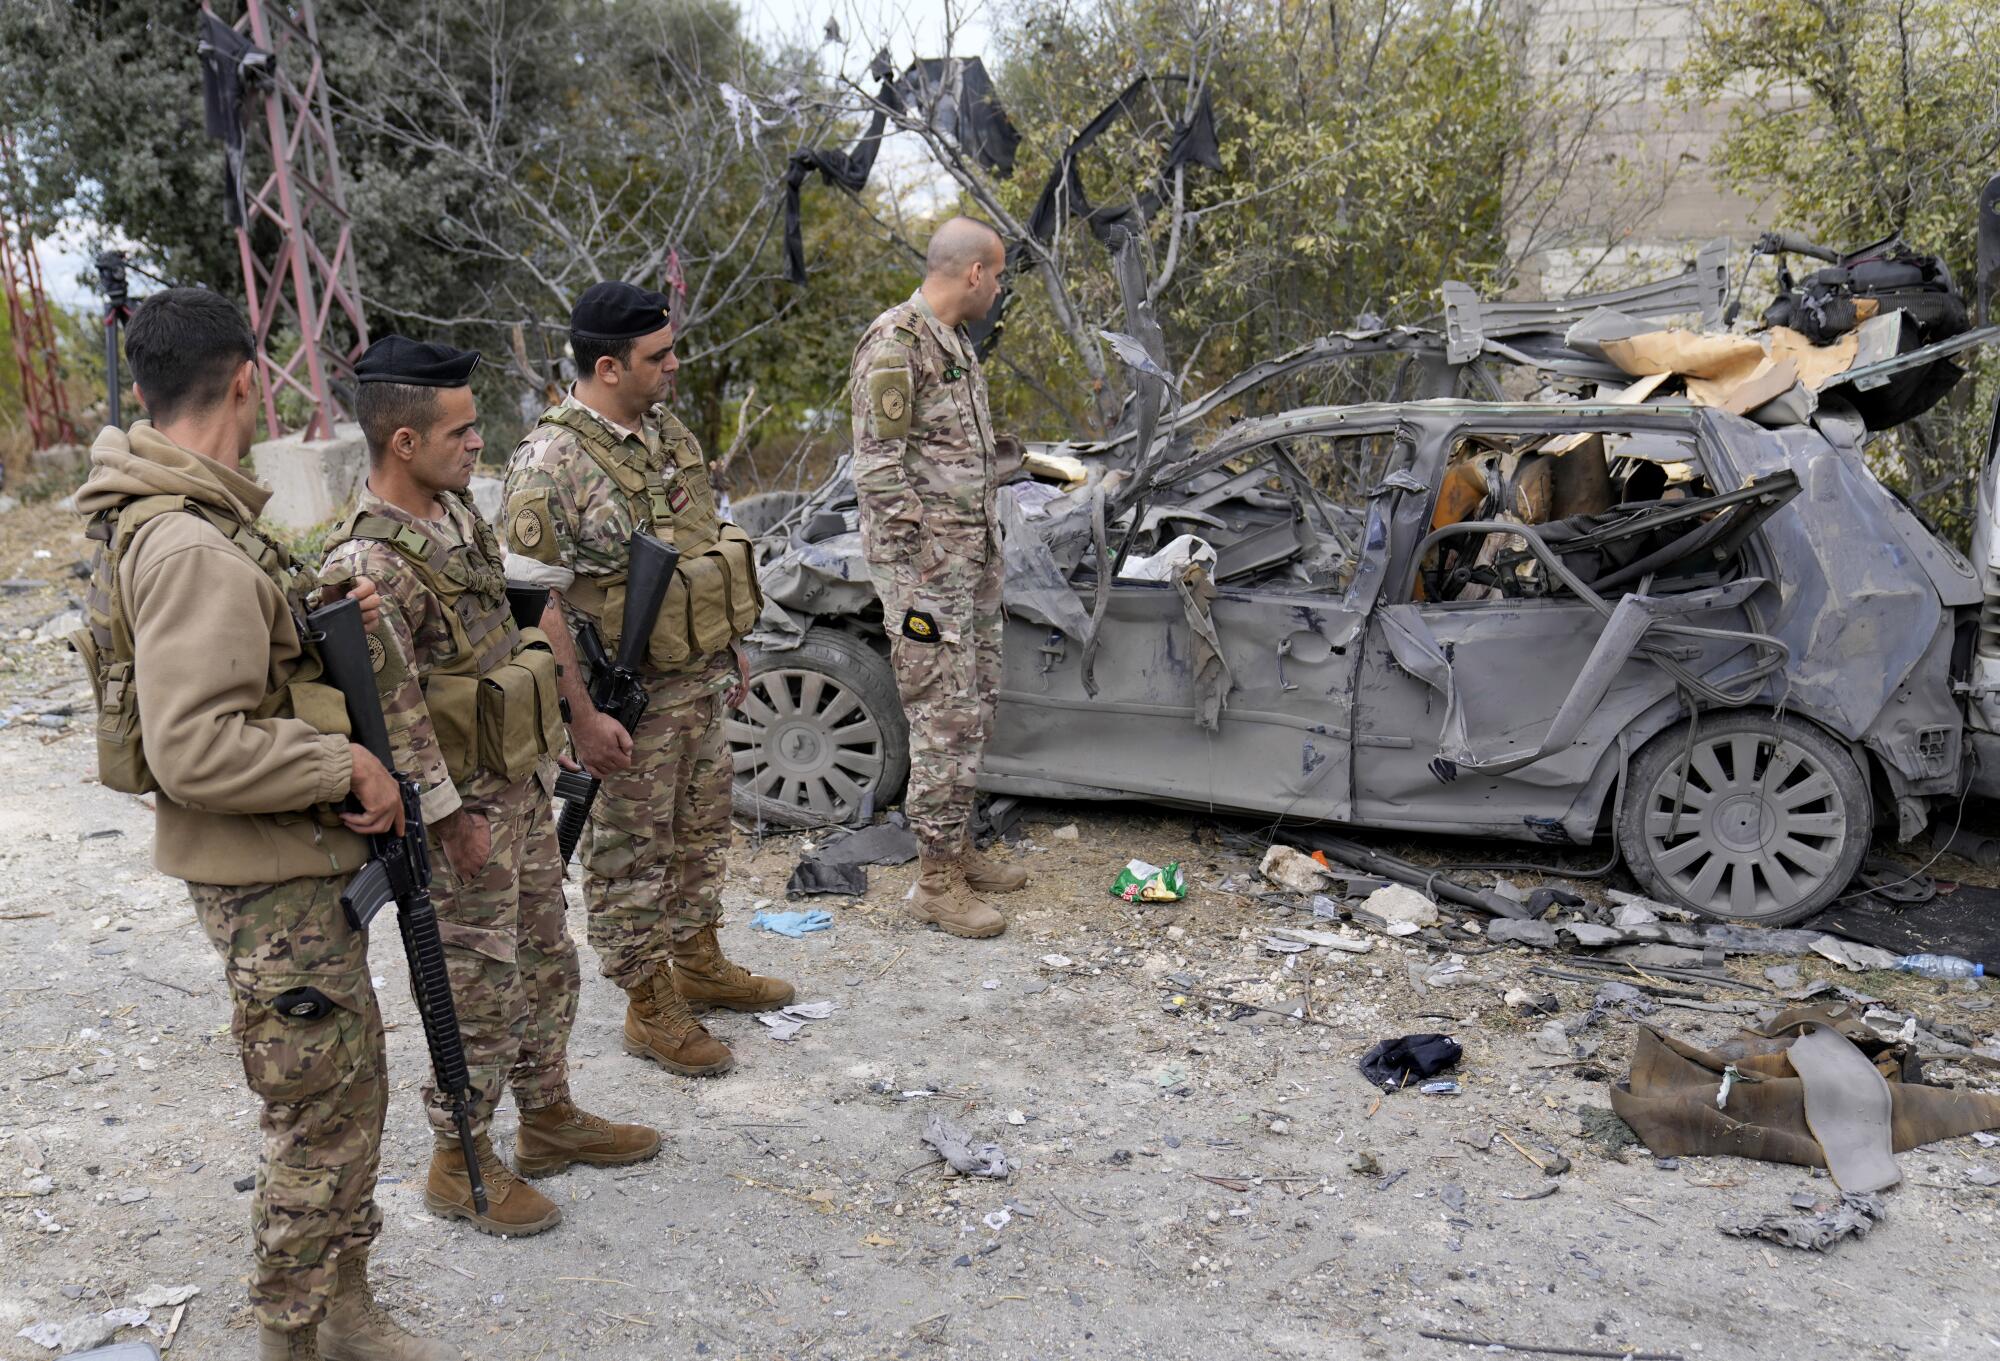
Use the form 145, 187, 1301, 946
1618, 710, 1871, 926
727, 626, 910, 829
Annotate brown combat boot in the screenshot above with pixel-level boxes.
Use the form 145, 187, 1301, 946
910, 856, 1005, 938
319, 1250, 458, 1361
671, 924, 796, 1012
259, 1325, 319, 1361
960, 842, 1029, 893
424, 1135, 562, 1238
516, 1092, 663, 1178
623, 968, 735, 1076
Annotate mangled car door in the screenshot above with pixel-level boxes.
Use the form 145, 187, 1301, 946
979, 426, 1406, 821
1350, 414, 1797, 841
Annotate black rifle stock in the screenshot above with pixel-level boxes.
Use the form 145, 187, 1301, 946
504, 582, 550, 631
307, 596, 488, 1215
554, 533, 678, 866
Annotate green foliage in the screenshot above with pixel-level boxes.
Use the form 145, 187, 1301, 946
1675, 0, 2000, 538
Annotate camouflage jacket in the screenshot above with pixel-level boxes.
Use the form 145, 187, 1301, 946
849, 289, 999, 567
503, 389, 732, 699
320, 484, 507, 823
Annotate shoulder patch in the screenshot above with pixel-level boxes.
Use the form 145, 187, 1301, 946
865, 366, 913, 440
892, 325, 919, 347
505, 487, 558, 563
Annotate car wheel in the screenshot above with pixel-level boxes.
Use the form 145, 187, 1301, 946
727, 626, 910, 828
1618, 711, 1871, 926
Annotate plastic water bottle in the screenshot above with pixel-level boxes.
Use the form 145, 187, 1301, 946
1890, 953, 1984, 979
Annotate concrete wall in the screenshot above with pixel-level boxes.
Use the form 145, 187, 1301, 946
1509, 0, 1777, 297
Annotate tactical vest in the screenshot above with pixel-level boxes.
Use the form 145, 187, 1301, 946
74, 495, 352, 797
535, 404, 761, 672
332, 492, 564, 785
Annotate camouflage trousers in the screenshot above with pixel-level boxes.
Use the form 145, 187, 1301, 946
874, 543, 1004, 858
582, 681, 731, 988
425, 765, 580, 1138
188, 874, 385, 1333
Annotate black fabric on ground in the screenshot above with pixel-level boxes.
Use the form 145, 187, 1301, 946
785, 821, 922, 897
1359, 1033, 1462, 1092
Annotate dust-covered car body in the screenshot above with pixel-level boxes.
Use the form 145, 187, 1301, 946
734, 383, 1993, 925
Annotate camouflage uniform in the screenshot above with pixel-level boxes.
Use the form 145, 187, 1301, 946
320, 487, 579, 1138
849, 289, 1004, 858
188, 876, 386, 1331
503, 392, 735, 988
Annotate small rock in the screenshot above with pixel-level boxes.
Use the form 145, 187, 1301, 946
1268, 1119, 1290, 1135
1051, 824, 1079, 841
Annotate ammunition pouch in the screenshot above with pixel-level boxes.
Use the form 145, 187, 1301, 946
579, 525, 763, 672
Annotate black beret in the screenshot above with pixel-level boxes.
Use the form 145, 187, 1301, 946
570, 281, 674, 342
355, 334, 481, 387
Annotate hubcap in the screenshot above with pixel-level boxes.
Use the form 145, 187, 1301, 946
725, 669, 884, 821
1642, 730, 1848, 918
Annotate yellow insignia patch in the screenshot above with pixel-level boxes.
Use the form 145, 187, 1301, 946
366, 633, 387, 674
513, 507, 544, 549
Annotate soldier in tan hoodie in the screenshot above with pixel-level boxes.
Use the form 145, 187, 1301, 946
73, 289, 457, 1361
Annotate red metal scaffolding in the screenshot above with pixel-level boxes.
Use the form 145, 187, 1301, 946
228, 0, 367, 441
0, 133, 77, 451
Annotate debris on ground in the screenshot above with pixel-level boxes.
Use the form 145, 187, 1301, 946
1109, 858, 1185, 902
752, 908, 834, 936
1358, 1033, 1462, 1092
756, 1000, 836, 1041
1612, 1006, 2000, 1188
1259, 844, 1332, 893
1355, 883, 1439, 933
785, 821, 921, 897
921, 1113, 1010, 1178
1721, 1192, 1887, 1252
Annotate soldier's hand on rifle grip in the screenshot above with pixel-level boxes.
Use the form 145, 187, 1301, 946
344, 745, 406, 837
320, 573, 385, 631
435, 808, 491, 881
573, 708, 635, 777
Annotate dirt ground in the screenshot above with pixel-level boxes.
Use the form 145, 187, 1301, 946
3, 499, 2000, 1361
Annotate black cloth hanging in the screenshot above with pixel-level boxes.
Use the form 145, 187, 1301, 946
195, 11, 270, 230
967, 74, 1221, 354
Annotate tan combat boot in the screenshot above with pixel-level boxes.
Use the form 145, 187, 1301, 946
960, 842, 1029, 893
318, 1250, 458, 1361
671, 924, 796, 1012
623, 968, 735, 1076
258, 1324, 319, 1361
424, 1135, 562, 1238
516, 1092, 663, 1178
910, 856, 1005, 938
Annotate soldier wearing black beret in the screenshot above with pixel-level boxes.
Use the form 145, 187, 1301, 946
502, 285, 786, 1080
322, 333, 662, 1241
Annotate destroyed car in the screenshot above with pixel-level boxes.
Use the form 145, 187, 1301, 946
728, 240, 2000, 928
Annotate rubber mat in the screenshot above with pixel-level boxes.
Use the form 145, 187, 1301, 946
1804, 881, 2000, 965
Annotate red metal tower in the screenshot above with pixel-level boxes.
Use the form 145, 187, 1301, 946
0, 133, 77, 451
223, 0, 368, 441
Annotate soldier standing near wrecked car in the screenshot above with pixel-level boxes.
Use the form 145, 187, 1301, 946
503, 282, 789, 1078
849, 216, 1028, 940
71, 291, 453, 1361
319, 335, 661, 1242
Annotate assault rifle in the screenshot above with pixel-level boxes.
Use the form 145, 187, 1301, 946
308, 596, 488, 1214
554, 532, 679, 865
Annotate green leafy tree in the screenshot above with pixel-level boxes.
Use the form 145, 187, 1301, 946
1674, 0, 2000, 535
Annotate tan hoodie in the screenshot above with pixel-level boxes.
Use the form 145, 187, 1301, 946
75, 422, 367, 885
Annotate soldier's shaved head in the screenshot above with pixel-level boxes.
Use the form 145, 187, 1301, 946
925, 217, 1004, 278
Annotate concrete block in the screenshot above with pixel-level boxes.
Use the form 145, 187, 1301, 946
254, 422, 366, 530
468, 474, 504, 524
